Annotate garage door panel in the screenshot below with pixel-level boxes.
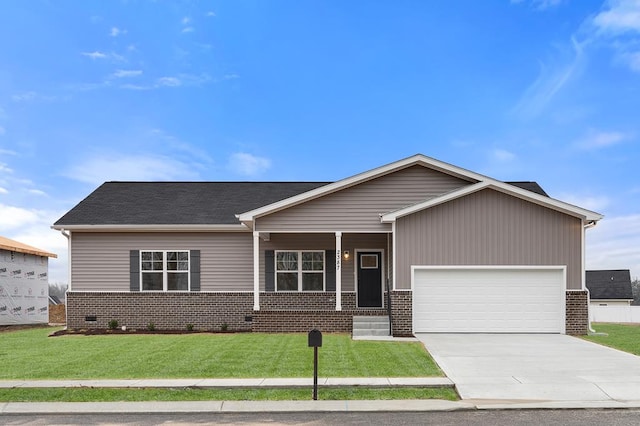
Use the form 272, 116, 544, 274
413, 267, 565, 333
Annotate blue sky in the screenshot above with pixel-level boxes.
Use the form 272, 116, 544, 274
0, 0, 639, 284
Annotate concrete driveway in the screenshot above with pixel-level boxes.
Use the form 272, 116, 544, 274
417, 334, 640, 402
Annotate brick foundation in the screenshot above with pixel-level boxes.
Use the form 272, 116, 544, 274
66, 292, 255, 331
566, 290, 589, 335
66, 291, 409, 334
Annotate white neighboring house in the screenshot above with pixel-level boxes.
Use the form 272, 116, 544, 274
0, 236, 57, 325
586, 270, 633, 307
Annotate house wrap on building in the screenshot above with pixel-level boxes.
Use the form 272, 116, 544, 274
0, 236, 57, 325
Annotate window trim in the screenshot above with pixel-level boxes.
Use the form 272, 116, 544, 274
275, 250, 325, 292
140, 250, 191, 292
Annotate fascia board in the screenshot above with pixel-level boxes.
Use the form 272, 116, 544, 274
238, 154, 483, 222
50, 224, 250, 232
0, 242, 57, 258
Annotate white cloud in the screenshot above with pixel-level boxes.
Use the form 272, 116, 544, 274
110, 27, 127, 37
119, 84, 149, 91
181, 17, 191, 25
0, 149, 17, 156
206, 11, 216, 17
228, 153, 271, 176
182, 27, 195, 33
588, 0, 640, 72
111, 69, 143, 78
12, 91, 37, 102
492, 149, 516, 162
587, 214, 640, 279
64, 155, 200, 185
511, 0, 565, 10
559, 193, 610, 212
0, 162, 13, 174
574, 129, 630, 149
512, 38, 585, 119
0, 187, 7, 194
28, 189, 47, 196
0, 204, 41, 231
593, 0, 640, 34
81, 51, 125, 62
156, 77, 182, 87
82, 51, 108, 60
626, 50, 640, 71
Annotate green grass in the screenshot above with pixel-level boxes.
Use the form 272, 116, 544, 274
0, 387, 458, 402
0, 327, 442, 379
582, 323, 640, 355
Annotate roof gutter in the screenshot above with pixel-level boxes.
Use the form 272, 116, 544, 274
50, 224, 251, 232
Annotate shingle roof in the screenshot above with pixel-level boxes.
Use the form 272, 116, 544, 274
54, 178, 549, 227
506, 181, 549, 197
586, 270, 634, 300
54, 182, 330, 226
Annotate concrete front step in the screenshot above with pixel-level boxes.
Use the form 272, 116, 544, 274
352, 328, 390, 337
352, 316, 390, 337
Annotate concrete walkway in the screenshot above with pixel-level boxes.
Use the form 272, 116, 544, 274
2, 374, 640, 414
416, 333, 640, 402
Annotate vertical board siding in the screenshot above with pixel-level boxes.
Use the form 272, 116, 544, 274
71, 232, 253, 292
395, 189, 582, 289
256, 165, 471, 232
259, 233, 389, 291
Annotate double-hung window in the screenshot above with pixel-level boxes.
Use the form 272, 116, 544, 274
140, 250, 190, 291
275, 251, 324, 291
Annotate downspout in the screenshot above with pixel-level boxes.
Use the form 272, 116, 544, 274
59, 229, 71, 291
386, 232, 392, 336
583, 220, 597, 333
59, 229, 71, 329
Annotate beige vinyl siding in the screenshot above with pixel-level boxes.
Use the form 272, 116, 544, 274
395, 188, 582, 290
71, 232, 253, 292
259, 233, 390, 291
256, 165, 472, 232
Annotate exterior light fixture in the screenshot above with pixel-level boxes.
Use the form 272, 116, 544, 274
343, 250, 350, 260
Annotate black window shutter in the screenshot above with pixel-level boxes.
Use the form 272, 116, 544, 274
325, 250, 336, 291
265, 250, 275, 292
129, 250, 140, 292
191, 250, 201, 292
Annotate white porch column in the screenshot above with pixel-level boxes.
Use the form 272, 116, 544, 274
253, 231, 260, 310
335, 231, 342, 311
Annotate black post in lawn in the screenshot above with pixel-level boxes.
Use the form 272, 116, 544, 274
308, 329, 322, 400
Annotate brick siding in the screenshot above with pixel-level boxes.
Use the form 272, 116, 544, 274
390, 291, 413, 336
67, 292, 255, 331
566, 290, 589, 335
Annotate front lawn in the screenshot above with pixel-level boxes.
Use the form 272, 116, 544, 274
0, 387, 458, 402
582, 323, 640, 356
0, 327, 442, 379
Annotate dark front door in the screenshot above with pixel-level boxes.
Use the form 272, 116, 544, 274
357, 251, 383, 308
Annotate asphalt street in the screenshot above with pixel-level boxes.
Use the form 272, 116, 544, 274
3, 410, 640, 426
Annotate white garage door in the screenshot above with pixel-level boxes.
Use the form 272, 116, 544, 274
413, 267, 565, 333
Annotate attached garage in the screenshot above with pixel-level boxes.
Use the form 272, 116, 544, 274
412, 266, 566, 333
